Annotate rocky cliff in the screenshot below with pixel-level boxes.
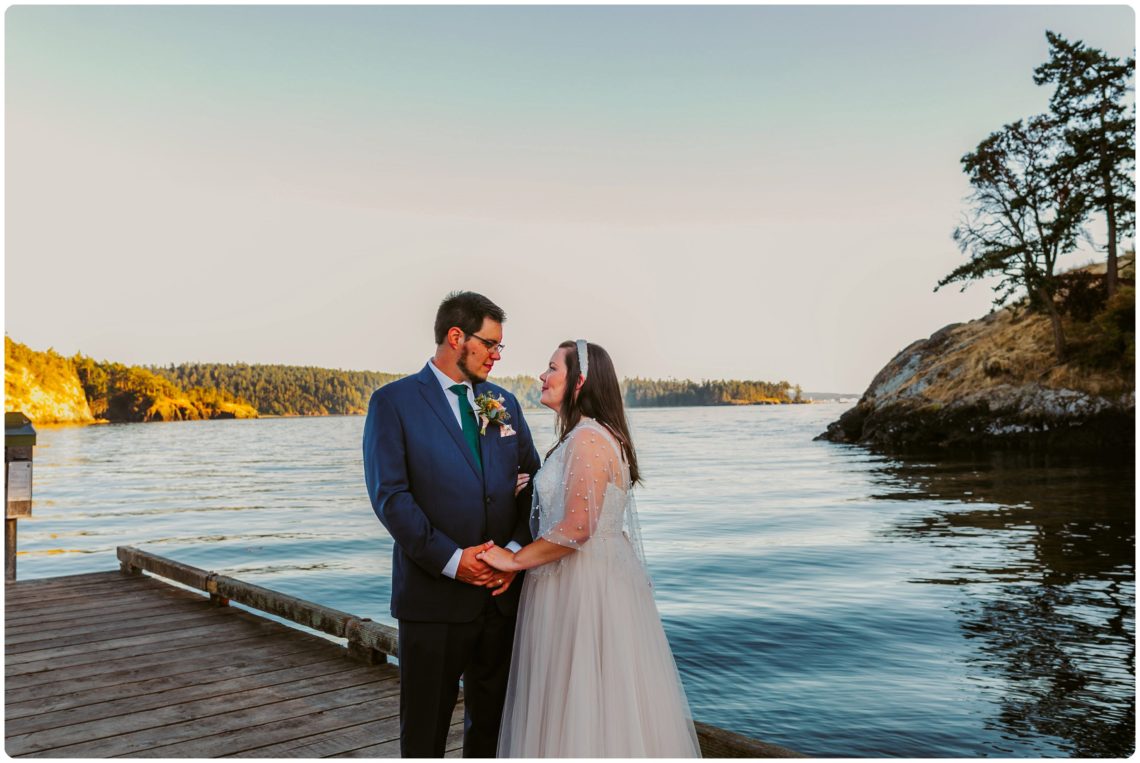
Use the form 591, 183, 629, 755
5, 338, 258, 425
817, 290, 1134, 450
5, 339, 95, 424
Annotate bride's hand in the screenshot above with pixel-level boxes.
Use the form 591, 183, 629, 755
477, 542, 522, 573
514, 472, 530, 497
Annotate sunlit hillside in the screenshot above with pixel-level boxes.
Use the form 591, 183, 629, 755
4, 338, 258, 424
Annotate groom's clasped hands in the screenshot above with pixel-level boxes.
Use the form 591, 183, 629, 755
455, 543, 514, 594
456, 542, 517, 596
456, 470, 531, 595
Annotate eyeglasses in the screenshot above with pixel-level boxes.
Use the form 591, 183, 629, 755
468, 333, 505, 354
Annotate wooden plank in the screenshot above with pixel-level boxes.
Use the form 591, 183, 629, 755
5, 597, 203, 631
133, 679, 401, 757
6, 643, 351, 719
4, 584, 199, 619
4, 595, 203, 627
5, 610, 273, 665
228, 703, 401, 758
5, 597, 224, 638
5, 576, 203, 609
4, 576, 184, 608
6, 657, 363, 736
4, 587, 172, 617
7, 597, 289, 661
6, 598, 207, 633
6, 608, 232, 649
4, 574, 156, 602
442, 718, 465, 756
341, 716, 465, 758
4, 571, 127, 591
6, 615, 286, 676
10, 676, 394, 757
3, 628, 308, 691
3, 576, 148, 601
5, 631, 333, 704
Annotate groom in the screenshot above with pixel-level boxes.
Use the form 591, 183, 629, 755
363, 291, 541, 758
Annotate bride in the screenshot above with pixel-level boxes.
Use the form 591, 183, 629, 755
477, 339, 702, 758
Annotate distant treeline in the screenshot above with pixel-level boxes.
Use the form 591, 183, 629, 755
150, 363, 402, 417
74, 356, 258, 422
150, 364, 546, 413
5, 336, 806, 424
151, 363, 803, 414
624, 377, 802, 406
148, 364, 550, 415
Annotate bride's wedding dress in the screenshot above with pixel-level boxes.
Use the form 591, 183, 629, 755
497, 418, 702, 758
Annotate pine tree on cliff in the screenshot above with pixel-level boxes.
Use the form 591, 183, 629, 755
1033, 31, 1136, 299
938, 114, 1087, 361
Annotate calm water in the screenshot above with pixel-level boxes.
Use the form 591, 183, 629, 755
12, 406, 1135, 757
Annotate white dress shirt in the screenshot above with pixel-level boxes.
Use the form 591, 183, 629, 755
428, 358, 478, 428
427, 359, 522, 578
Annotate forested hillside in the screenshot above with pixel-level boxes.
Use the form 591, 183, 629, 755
8, 337, 805, 425
5, 338, 258, 423
153, 364, 801, 413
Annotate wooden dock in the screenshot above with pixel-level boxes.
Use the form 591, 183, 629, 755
5, 547, 802, 758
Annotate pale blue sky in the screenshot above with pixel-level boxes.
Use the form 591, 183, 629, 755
5, 5, 1135, 392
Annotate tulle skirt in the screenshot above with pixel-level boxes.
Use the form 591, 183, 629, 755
498, 534, 702, 758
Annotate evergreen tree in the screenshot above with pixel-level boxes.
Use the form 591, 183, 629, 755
1034, 31, 1135, 298
938, 114, 1087, 360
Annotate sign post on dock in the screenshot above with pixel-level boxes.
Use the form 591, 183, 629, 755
5, 411, 36, 582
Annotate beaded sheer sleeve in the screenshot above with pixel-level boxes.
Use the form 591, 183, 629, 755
533, 421, 622, 548
530, 418, 649, 575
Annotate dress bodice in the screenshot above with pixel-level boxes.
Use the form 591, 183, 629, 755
531, 418, 632, 552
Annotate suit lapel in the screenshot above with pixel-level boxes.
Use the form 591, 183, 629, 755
474, 382, 494, 480
416, 364, 482, 481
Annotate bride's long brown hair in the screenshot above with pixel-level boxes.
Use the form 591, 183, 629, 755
548, 340, 640, 485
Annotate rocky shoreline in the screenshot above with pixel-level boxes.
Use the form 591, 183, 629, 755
816, 308, 1135, 451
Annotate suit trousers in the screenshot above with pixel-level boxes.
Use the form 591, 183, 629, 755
398, 598, 516, 758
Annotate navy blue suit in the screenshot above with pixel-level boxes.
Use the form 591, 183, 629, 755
363, 363, 541, 757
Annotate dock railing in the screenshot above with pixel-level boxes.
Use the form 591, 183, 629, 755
114, 545, 804, 758
116, 545, 395, 665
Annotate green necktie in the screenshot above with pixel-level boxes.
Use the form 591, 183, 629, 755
448, 384, 482, 470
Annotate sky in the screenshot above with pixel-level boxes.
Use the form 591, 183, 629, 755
4, 5, 1135, 392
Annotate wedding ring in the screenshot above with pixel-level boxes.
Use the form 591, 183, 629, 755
496, 579, 504, 586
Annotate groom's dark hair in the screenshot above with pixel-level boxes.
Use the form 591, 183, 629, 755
434, 291, 506, 345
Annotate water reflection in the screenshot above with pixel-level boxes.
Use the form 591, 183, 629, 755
874, 449, 1135, 757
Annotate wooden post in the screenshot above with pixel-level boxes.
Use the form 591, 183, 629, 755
346, 617, 388, 665
5, 518, 15, 582
5, 413, 36, 584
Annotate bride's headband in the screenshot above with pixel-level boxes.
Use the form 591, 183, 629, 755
575, 339, 589, 380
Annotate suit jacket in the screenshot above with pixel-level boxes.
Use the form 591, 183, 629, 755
363, 363, 542, 622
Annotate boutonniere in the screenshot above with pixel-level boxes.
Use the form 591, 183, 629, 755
473, 392, 511, 435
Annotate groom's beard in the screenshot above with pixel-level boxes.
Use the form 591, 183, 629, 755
458, 346, 488, 385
